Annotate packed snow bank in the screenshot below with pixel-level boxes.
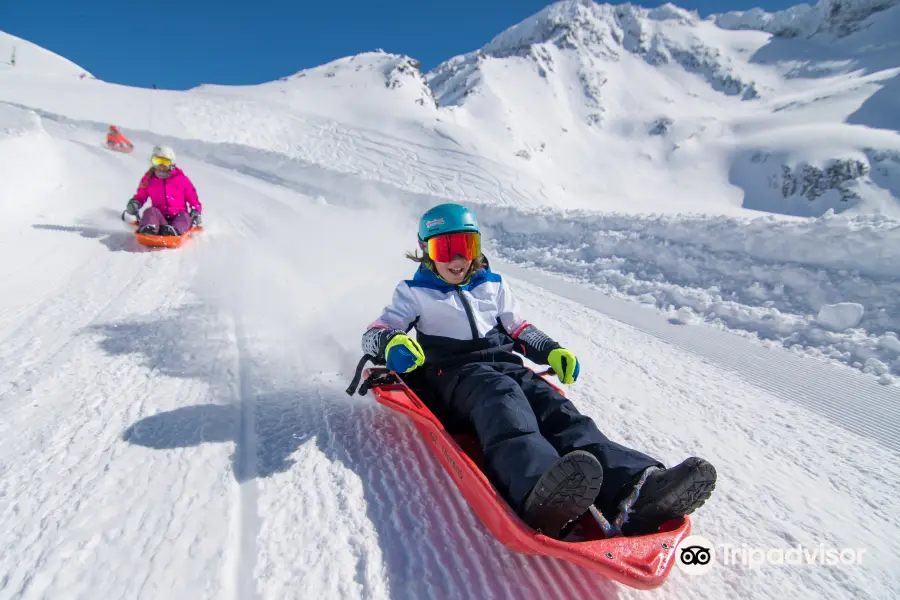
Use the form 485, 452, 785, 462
0, 103, 65, 225
0, 101, 42, 136
479, 205, 900, 383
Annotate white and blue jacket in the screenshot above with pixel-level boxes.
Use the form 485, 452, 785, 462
362, 263, 561, 369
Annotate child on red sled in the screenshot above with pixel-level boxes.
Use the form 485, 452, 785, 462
361, 203, 717, 539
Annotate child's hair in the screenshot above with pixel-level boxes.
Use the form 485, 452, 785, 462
406, 249, 487, 279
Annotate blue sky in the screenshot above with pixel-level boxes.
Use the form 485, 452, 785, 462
2, 0, 801, 90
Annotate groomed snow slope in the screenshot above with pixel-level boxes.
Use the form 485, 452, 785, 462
2, 3, 900, 598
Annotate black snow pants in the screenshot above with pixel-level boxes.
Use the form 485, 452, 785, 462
426, 361, 663, 515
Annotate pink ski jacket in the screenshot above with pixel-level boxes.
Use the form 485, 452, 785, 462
133, 167, 202, 218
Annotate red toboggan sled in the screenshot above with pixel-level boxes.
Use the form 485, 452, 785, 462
347, 364, 691, 590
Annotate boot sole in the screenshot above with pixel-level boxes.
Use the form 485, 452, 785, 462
626, 458, 717, 535
520, 451, 604, 538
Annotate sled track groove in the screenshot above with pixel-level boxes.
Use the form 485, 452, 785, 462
501, 262, 900, 454
318, 385, 388, 600
228, 316, 261, 600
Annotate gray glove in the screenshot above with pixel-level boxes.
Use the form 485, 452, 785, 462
190, 209, 202, 226
124, 197, 140, 216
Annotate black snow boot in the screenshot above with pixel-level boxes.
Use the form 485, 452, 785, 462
621, 457, 717, 537
137, 224, 158, 235
519, 450, 604, 539
159, 224, 179, 236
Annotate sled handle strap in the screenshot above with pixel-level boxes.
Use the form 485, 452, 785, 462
346, 354, 374, 396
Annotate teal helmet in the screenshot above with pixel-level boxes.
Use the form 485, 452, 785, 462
417, 203, 480, 244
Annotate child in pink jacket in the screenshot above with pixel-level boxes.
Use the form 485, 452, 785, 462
124, 145, 202, 236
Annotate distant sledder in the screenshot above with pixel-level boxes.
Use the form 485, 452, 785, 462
122, 145, 202, 248
105, 125, 134, 153
348, 203, 718, 584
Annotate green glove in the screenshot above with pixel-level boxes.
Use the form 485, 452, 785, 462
548, 348, 580, 384
384, 334, 425, 373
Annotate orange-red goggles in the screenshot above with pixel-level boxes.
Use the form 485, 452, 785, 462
151, 156, 173, 167
424, 231, 481, 262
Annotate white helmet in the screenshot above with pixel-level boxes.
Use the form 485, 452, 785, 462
150, 144, 176, 165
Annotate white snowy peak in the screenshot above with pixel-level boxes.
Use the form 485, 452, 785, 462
715, 0, 900, 38
479, 0, 900, 52
428, 0, 762, 106
478, 0, 699, 59
0, 30, 91, 78
184, 50, 438, 123
429, 0, 900, 107
280, 51, 437, 108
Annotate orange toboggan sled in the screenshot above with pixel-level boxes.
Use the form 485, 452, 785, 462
126, 219, 202, 249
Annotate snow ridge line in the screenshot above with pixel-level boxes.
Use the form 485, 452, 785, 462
228, 315, 261, 600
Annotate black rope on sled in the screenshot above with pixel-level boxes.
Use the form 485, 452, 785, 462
346, 354, 374, 396
358, 368, 395, 396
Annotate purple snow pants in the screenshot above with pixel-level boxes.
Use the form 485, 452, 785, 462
139, 206, 193, 234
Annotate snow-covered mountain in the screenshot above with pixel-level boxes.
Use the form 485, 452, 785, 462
427, 0, 900, 217
715, 0, 900, 37
3, 1, 897, 218
1, 3, 900, 599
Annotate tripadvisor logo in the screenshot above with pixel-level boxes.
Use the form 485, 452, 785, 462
675, 535, 867, 575
675, 535, 716, 576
